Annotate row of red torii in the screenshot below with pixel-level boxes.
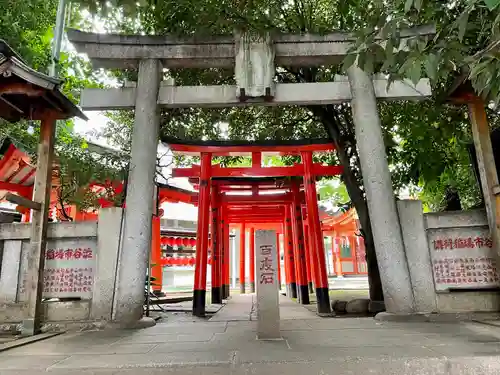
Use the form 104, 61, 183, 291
164, 138, 342, 316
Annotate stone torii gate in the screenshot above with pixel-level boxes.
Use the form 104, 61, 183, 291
68, 27, 433, 325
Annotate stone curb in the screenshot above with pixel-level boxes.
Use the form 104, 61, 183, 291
375, 311, 500, 322
0, 331, 63, 353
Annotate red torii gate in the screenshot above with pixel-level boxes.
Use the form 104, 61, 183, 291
169, 138, 343, 316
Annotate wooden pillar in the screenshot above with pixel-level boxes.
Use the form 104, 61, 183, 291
22, 116, 56, 336
276, 232, 282, 288
211, 186, 222, 304
283, 210, 290, 297
151, 216, 162, 292
350, 236, 359, 274
239, 223, 246, 293
284, 205, 297, 298
302, 151, 331, 314
249, 227, 256, 293
302, 214, 314, 294
469, 100, 500, 256
223, 217, 230, 298
333, 237, 343, 277
291, 182, 309, 304
193, 152, 212, 317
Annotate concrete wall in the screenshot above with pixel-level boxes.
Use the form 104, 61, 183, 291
398, 200, 500, 314
0, 208, 123, 325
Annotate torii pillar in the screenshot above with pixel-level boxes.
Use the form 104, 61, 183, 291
114, 59, 163, 324
347, 66, 414, 314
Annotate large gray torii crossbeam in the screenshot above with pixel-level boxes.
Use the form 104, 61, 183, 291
68, 27, 433, 325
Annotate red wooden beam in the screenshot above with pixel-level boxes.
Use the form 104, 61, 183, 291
221, 193, 292, 204
0, 181, 32, 196
173, 164, 342, 179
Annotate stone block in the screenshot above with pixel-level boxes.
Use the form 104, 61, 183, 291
0, 240, 22, 302
44, 301, 90, 321
91, 208, 123, 321
345, 298, 370, 314
255, 230, 280, 340
368, 300, 386, 314
331, 300, 347, 314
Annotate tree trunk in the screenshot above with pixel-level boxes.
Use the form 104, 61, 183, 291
320, 114, 384, 301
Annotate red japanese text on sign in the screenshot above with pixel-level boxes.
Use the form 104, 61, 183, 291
433, 237, 492, 250
46, 248, 93, 261
260, 273, 274, 284
260, 245, 273, 256
260, 256, 274, 272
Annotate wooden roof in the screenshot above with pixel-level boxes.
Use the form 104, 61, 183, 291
0, 40, 87, 122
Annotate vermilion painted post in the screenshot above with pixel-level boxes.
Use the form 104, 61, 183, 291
302, 151, 331, 314
220, 205, 226, 299
210, 186, 222, 304
333, 237, 343, 277
291, 182, 309, 304
282, 221, 290, 294
276, 232, 282, 289
350, 236, 359, 275
193, 152, 212, 317
224, 218, 230, 298
284, 205, 297, 299
302, 214, 314, 294
151, 215, 162, 292
249, 227, 256, 292
239, 223, 246, 294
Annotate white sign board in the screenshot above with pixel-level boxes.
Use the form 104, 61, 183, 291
18, 238, 96, 300
255, 230, 280, 340
428, 226, 500, 291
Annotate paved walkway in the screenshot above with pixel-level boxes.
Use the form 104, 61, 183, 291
2, 295, 500, 374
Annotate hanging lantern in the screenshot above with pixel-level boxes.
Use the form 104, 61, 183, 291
189, 238, 196, 247
188, 257, 195, 266
172, 258, 181, 265
175, 238, 182, 246
167, 237, 175, 246
181, 257, 189, 266
182, 238, 189, 247
160, 237, 167, 245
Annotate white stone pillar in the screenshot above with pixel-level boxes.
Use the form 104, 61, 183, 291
91, 208, 123, 320
0, 240, 23, 302
255, 230, 280, 340
114, 59, 162, 324
347, 65, 414, 314
397, 200, 437, 313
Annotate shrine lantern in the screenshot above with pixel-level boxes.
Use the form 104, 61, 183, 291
181, 257, 189, 266
167, 237, 174, 246
188, 257, 195, 266
182, 238, 189, 247
189, 238, 196, 247
174, 237, 182, 247
172, 258, 181, 266
161, 237, 167, 245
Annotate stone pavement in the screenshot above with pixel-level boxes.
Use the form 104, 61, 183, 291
2, 294, 500, 374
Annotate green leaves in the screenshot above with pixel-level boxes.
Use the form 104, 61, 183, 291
484, 0, 500, 11
342, 53, 357, 72
424, 53, 439, 81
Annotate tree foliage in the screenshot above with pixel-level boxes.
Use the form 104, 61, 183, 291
0, 0, 126, 216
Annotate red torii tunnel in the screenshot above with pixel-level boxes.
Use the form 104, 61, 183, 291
168, 138, 343, 316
